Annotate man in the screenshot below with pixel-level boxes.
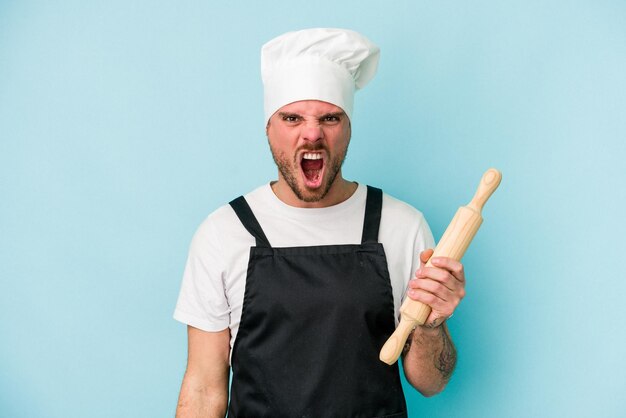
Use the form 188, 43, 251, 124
174, 28, 466, 417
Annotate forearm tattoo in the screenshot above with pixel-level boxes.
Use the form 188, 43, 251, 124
401, 325, 457, 381
402, 330, 415, 357
435, 326, 457, 381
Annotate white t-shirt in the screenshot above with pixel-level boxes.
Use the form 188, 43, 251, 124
174, 183, 434, 355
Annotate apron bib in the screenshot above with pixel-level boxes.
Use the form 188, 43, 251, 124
227, 186, 407, 418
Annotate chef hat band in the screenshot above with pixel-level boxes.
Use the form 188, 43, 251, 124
261, 28, 380, 125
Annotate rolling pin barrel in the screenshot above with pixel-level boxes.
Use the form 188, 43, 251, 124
379, 168, 502, 365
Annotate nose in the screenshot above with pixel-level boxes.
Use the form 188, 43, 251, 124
301, 121, 323, 143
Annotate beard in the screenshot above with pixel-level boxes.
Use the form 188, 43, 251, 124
269, 143, 348, 203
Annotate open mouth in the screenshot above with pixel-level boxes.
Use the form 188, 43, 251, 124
300, 152, 324, 188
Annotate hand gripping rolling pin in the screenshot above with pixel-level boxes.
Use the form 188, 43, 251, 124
379, 168, 502, 365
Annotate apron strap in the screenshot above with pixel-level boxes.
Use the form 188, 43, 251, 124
229, 196, 272, 248
361, 186, 383, 244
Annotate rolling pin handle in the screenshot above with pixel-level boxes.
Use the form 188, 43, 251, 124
468, 168, 502, 212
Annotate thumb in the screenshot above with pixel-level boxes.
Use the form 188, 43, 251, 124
420, 248, 434, 268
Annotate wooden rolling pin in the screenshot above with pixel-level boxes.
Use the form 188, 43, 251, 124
379, 168, 502, 365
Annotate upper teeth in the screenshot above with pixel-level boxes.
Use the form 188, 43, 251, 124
303, 153, 322, 160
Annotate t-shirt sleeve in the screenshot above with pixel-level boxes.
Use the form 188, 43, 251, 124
413, 215, 435, 277
403, 213, 436, 303
173, 218, 230, 332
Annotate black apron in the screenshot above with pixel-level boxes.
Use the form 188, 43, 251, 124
227, 186, 407, 418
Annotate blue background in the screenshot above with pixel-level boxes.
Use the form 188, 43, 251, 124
1, 1, 625, 417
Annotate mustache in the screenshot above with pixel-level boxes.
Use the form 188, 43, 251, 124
297, 144, 328, 153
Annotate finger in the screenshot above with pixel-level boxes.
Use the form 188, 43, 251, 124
407, 289, 457, 323
429, 257, 465, 283
414, 267, 456, 292
408, 278, 453, 301
419, 249, 434, 267
409, 277, 466, 306
406, 288, 448, 311
408, 276, 464, 307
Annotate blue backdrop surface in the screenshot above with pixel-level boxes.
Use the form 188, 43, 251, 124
1, 1, 625, 417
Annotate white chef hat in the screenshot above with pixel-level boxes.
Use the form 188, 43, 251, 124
261, 28, 380, 124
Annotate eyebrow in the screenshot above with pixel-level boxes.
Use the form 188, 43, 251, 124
277, 111, 346, 119
278, 112, 301, 118
319, 112, 345, 119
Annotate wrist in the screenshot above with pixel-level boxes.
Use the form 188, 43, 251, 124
422, 313, 453, 330
418, 316, 450, 334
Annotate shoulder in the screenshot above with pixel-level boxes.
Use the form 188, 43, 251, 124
379, 189, 434, 249
193, 203, 238, 243
381, 191, 429, 231
190, 184, 270, 250
199, 184, 270, 229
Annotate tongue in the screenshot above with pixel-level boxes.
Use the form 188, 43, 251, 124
301, 158, 323, 184
302, 159, 323, 170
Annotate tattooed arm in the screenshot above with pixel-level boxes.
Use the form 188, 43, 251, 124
401, 249, 465, 396
401, 322, 457, 396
